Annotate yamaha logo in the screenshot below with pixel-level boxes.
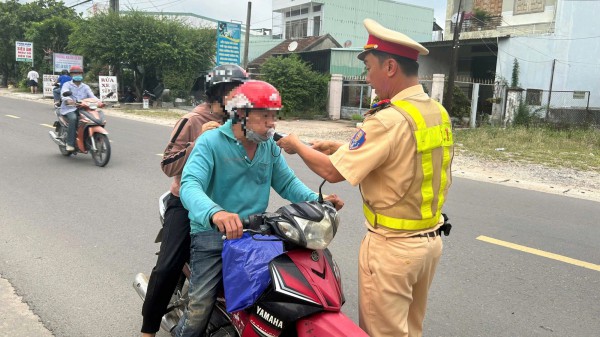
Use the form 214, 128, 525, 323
311, 251, 319, 261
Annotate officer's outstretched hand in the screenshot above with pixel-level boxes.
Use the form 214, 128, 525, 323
212, 211, 243, 240
324, 194, 344, 211
276, 133, 301, 154
311, 140, 343, 155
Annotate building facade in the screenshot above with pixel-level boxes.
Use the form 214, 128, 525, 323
272, 0, 434, 49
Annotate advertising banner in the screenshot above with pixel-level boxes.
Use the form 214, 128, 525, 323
216, 21, 241, 66
16, 41, 33, 62
99, 76, 119, 102
43, 74, 59, 98
53, 53, 84, 72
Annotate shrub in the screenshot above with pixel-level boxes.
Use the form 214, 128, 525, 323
260, 55, 329, 118
444, 86, 471, 118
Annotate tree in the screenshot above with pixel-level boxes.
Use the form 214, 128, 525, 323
69, 11, 215, 99
25, 16, 81, 75
0, 0, 78, 86
511, 58, 520, 88
260, 54, 329, 117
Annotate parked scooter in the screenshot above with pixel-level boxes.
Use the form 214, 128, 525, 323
134, 182, 368, 337
48, 91, 112, 167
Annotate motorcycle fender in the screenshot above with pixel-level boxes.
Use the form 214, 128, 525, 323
296, 311, 368, 337
88, 126, 108, 135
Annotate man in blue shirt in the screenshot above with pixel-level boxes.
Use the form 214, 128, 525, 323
60, 65, 97, 152
174, 80, 343, 337
53, 69, 72, 106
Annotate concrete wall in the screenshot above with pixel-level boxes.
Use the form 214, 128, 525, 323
445, 0, 557, 40
496, 1, 600, 108
321, 0, 433, 46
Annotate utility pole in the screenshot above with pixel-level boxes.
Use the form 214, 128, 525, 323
243, 1, 252, 70
110, 0, 119, 13
546, 58, 556, 119
444, 0, 464, 115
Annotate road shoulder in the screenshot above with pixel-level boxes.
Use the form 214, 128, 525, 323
0, 276, 54, 337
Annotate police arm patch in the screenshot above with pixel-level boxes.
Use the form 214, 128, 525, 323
349, 129, 366, 150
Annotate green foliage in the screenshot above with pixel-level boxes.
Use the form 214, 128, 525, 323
473, 8, 492, 25
454, 126, 600, 171
260, 54, 329, 117
351, 113, 364, 121
444, 86, 471, 118
511, 58, 520, 88
0, 0, 78, 86
513, 99, 532, 126
69, 11, 215, 99
25, 16, 81, 75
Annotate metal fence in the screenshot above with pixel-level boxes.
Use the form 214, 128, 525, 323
523, 89, 598, 126
341, 76, 371, 119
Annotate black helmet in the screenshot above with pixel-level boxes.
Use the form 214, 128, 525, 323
61, 69, 69, 75
205, 64, 248, 100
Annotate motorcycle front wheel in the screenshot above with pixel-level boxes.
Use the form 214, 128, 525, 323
91, 133, 111, 167
56, 124, 71, 156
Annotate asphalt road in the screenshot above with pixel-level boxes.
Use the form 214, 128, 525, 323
1, 96, 599, 337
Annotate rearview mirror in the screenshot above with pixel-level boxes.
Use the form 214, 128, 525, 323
62, 91, 72, 97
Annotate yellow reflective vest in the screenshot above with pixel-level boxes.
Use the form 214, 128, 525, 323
362, 100, 454, 231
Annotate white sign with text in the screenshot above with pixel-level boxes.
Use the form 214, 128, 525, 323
43, 74, 59, 98
99, 76, 118, 102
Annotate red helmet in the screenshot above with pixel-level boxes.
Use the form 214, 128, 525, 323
69, 65, 83, 73
225, 80, 282, 113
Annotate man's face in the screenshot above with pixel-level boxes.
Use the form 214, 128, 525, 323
71, 72, 83, 81
364, 53, 390, 100
246, 109, 277, 135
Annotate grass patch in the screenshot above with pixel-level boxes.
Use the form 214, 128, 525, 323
454, 126, 600, 171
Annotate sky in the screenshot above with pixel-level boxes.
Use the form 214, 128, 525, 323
65, 0, 448, 32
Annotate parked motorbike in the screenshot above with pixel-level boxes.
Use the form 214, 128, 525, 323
48, 91, 111, 167
133, 182, 368, 337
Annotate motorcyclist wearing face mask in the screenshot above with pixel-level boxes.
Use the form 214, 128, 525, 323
60, 65, 97, 152
173, 80, 344, 337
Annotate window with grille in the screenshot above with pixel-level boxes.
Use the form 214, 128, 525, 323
525, 89, 542, 105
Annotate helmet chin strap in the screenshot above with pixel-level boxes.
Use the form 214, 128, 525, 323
241, 109, 275, 144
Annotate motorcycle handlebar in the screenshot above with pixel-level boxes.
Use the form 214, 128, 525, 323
221, 214, 268, 240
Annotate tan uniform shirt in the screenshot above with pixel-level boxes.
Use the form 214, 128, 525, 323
161, 103, 221, 196
330, 85, 453, 238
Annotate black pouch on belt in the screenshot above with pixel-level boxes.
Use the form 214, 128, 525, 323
438, 213, 452, 236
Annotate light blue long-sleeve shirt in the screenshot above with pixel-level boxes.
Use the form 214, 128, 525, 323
180, 120, 319, 234
60, 81, 97, 116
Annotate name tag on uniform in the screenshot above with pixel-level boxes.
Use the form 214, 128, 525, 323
349, 129, 366, 150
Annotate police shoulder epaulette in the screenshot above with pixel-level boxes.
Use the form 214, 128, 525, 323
365, 99, 391, 116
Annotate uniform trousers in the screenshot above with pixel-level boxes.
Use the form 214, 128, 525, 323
141, 194, 191, 333
359, 230, 443, 337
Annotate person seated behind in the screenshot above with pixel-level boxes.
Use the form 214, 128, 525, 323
122, 86, 137, 103
140, 64, 249, 337
173, 80, 343, 337
53, 69, 72, 106
60, 65, 97, 152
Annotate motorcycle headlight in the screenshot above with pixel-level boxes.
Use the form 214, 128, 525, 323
276, 221, 302, 244
293, 213, 336, 250
89, 102, 98, 110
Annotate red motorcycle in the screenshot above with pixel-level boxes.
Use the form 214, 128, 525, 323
134, 184, 368, 337
48, 91, 111, 167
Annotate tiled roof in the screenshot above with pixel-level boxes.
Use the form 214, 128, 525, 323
248, 34, 341, 70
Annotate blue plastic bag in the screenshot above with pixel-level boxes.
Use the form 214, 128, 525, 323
222, 233, 283, 313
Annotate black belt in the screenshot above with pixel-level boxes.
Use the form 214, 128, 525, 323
411, 230, 439, 238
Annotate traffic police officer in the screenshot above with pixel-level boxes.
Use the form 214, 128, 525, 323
276, 18, 454, 337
